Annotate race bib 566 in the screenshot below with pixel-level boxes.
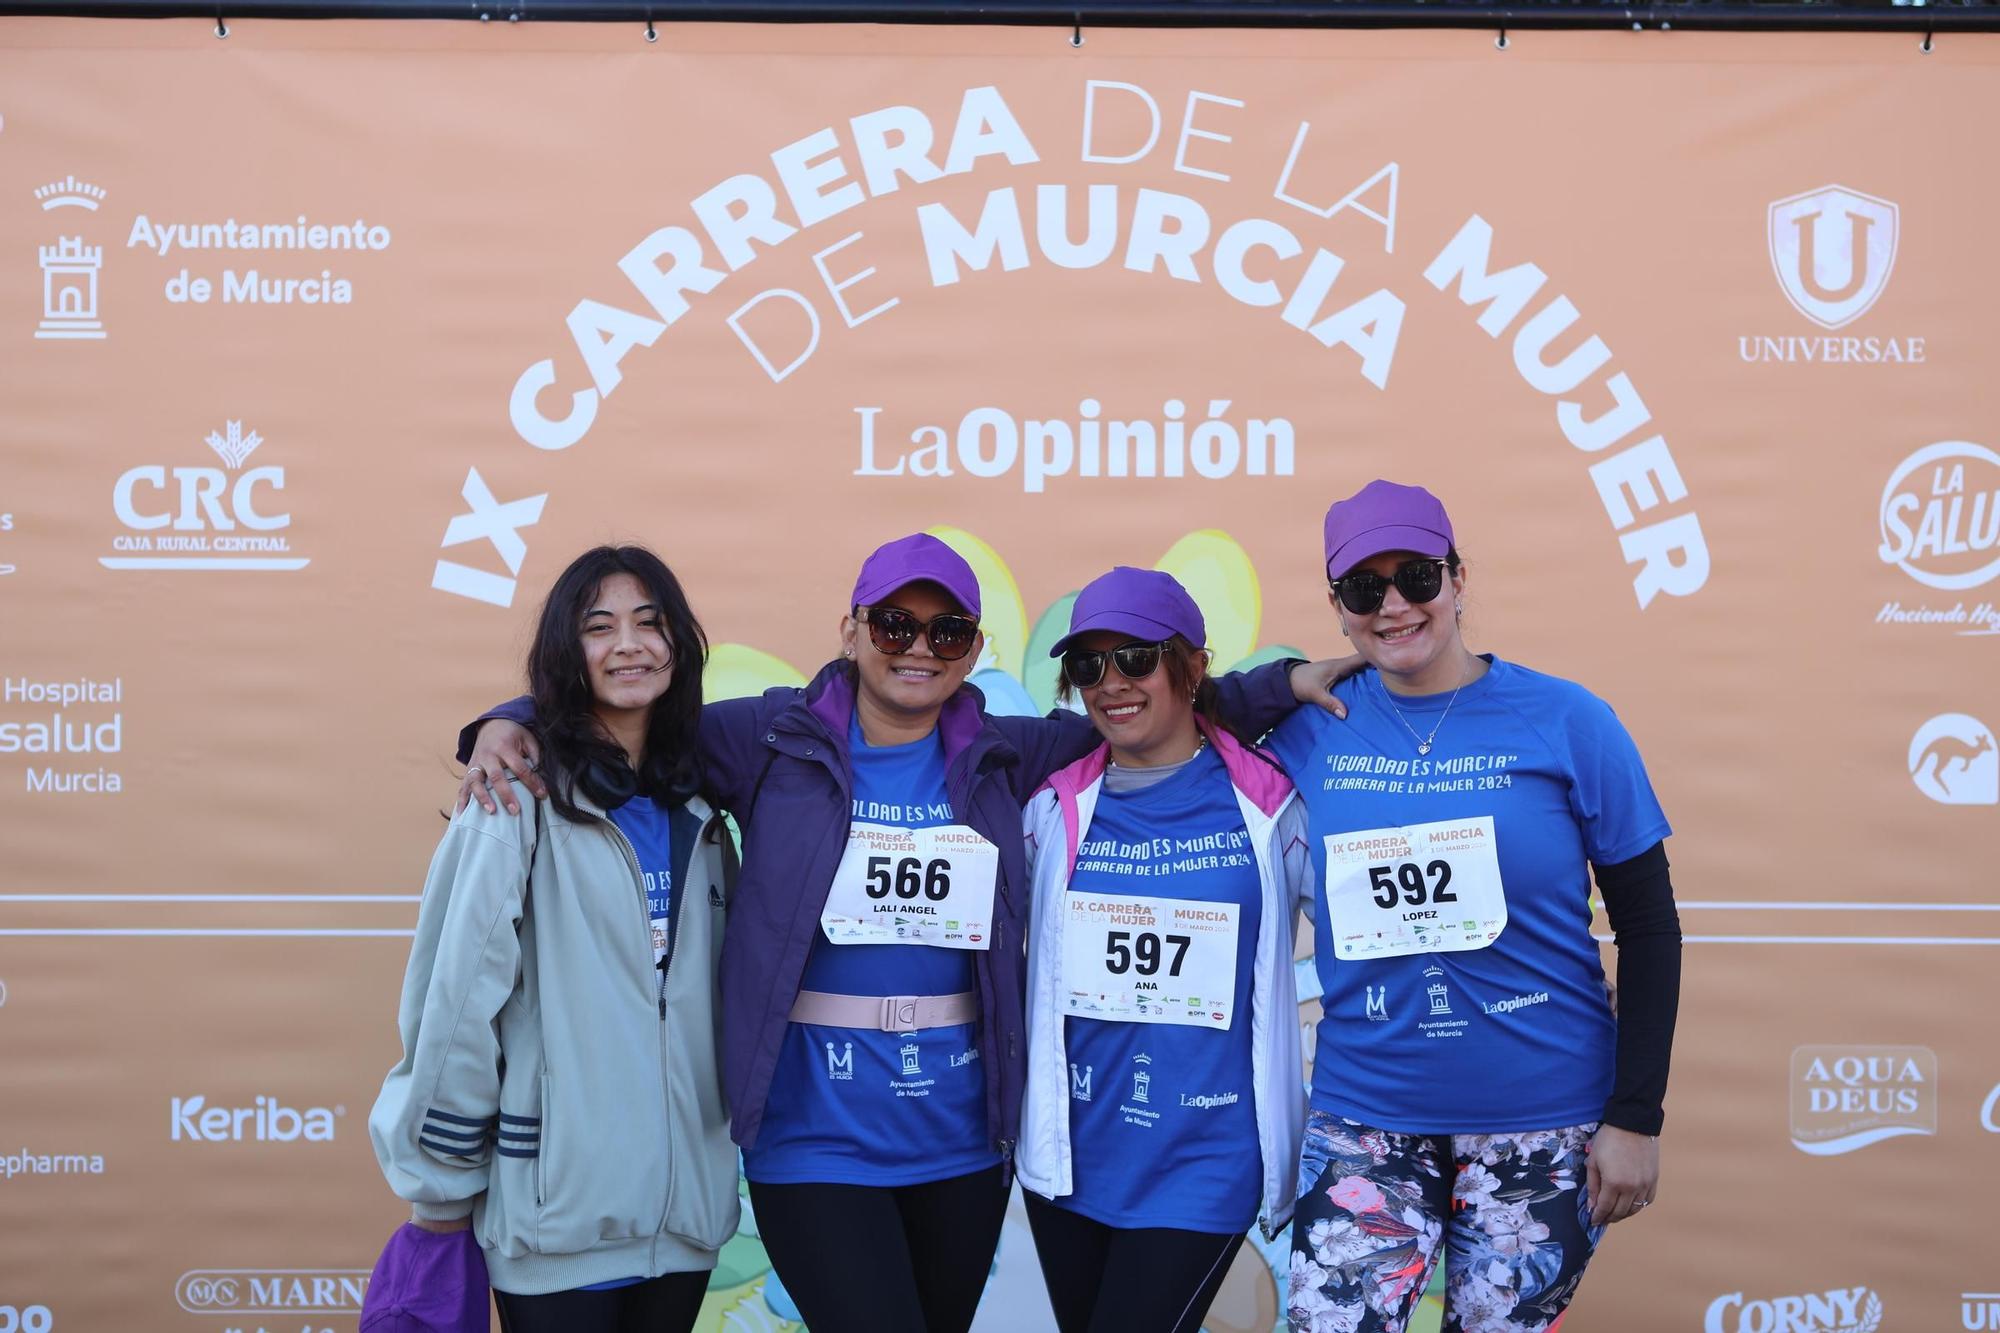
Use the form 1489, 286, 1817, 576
820, 822, 998, 949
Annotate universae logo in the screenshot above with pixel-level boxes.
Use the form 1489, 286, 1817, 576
1769, 185, 1898, 330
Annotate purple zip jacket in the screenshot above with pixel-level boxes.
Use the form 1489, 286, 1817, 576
460, 657, 1302, 1161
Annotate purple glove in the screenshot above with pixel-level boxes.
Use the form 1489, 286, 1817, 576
359, 1222, 491, 1333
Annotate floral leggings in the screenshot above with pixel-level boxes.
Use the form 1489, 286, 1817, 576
1287, 1112, 1605, 1333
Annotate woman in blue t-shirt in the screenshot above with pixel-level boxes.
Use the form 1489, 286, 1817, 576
455, 535, 1354, 1333
1267, 481, 1683, 1333
1019, 568, 1316, 1333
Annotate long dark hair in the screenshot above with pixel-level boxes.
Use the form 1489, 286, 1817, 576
527, 545, 707, 823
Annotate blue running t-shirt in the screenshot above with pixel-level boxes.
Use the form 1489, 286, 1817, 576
1057, 747, 1262, 1233
743, 719, 998, 1185
606, 795, 675, 966
1268, 658, 1670, 1135
590, 793, 689, 1291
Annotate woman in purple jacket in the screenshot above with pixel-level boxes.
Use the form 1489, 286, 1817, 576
457, 534, 1346, 1333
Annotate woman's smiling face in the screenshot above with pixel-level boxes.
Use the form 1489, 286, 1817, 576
1330, 550, 1469, 689
842, 580, 982, 723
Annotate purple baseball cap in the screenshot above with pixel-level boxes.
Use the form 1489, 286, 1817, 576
851, 533, 982, 618
1323, 480, 1455, 579
1049, 567, 1205, 656
357, 1223, 489, 1333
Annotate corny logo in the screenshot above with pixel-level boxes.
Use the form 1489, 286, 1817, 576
1789, 1046, 1936, 1155
1706, 1286, 1882, 1333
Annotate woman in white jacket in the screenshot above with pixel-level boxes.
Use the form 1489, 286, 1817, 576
370, 545, 739, 1333
1018, 567, 1316, 1333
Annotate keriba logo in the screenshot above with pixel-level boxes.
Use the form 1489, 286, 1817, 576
170, 1095, 342, 1143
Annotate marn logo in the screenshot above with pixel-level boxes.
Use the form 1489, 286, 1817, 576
175, 1270, 370, 1314
1769, 186, 1898, 330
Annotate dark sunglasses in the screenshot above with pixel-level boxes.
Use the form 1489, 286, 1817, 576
856, 605, 980, 661
1329, 559, 1450, 616
1061, 639, 1169, 690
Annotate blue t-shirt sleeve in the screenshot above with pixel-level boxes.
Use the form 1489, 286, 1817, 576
1561, 692, 1672, 867
1266, 706, 1323, 788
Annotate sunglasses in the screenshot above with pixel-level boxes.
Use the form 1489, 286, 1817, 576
1329, 559, 1451, 616
856, 605, 980, 661
1061, 639, 1170, 690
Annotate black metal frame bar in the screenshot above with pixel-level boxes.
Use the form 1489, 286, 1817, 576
1, 0, 1993, 31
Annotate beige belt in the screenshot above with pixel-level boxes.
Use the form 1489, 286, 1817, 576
789, 989, 978, 1033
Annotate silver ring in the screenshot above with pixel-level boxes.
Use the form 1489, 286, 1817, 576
1633, 1200, 1651, 1210
466, 764, 486, 782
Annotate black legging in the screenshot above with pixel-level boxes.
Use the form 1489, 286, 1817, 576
747, 1164, 1009, 1333
493, 1270, 709, 1333
1023, 1189, 1245, 1333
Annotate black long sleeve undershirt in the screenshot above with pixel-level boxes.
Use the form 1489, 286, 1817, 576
1594, 841, 1680, 1136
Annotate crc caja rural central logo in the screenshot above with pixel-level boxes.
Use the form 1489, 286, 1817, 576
102, 420, 309, 571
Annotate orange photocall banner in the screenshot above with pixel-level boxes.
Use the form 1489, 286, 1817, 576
2, 19, 1997, 1333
